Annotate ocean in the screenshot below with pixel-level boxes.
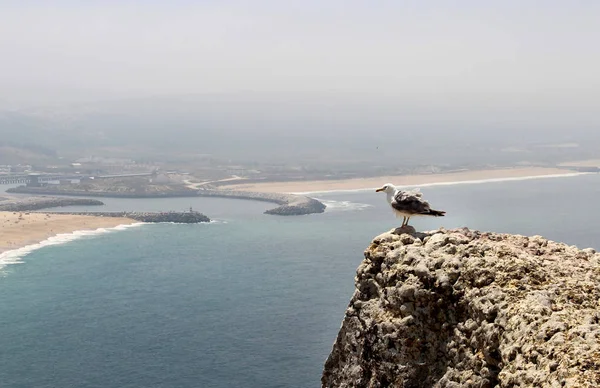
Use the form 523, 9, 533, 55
1, 173, 599, 387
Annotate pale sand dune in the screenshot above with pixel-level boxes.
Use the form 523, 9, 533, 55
0, 212, 134, 254
223, 167, 577, 193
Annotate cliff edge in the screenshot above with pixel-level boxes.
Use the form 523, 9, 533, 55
322, 227, 600, 387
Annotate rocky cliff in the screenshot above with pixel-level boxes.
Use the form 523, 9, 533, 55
322, 227, 600, 388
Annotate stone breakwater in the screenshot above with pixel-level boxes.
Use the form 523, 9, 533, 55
7, 186, 326, 216
43, 211, 210, 223
196, 189, 326, 215
322, 227, 600, 388
6, 186, 197, 198
0, 197, 104, 212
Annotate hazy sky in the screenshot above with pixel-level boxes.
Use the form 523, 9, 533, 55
1, 1, 599, 121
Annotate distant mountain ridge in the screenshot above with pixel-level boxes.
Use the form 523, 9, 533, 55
2, 93, 599, 166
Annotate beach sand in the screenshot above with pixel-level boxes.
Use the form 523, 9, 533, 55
222, 167, 577, 193
0, 212, 135, 254
558, 159, 600, 167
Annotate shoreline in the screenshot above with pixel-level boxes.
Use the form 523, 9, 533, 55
220, 167, 586, 194
295, 172, 593, 195
558, 159, 600, 168
0, 212, 137, 263
0, 223, 145, 270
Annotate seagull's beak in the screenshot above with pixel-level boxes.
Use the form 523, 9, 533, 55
375, 187, 385, 192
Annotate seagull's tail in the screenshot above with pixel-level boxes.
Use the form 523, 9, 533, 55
427, 209, 446, 217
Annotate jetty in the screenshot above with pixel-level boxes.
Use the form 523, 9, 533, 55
41, 211, 211, 223
195, 189, 326, 215
7, 186, 327, 216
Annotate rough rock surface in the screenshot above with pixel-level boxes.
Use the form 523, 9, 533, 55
322, 227, 600, 388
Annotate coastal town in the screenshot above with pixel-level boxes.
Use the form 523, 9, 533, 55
0, 156, 329, 217
2, 150, 599, 215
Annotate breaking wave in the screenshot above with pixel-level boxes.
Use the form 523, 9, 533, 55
318, 199, 373, 212
0, 223, 145, 271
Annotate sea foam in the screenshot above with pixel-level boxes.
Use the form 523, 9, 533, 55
0, 222, 145, 271
318, 199, 373, 212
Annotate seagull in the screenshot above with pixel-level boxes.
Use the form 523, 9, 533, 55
375, 183, 446, 227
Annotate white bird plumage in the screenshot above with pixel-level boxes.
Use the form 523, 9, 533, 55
375, 183, 446, 227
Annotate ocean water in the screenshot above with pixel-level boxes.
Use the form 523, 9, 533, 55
1, 174, 599, 388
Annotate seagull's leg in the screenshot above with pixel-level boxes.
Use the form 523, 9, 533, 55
406, 216, 411, 226
401, 216, 407, 226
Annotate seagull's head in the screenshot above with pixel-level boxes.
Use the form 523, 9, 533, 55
375, 183, 396, 194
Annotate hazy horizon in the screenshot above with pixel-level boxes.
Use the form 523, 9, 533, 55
1, 2, 599, 165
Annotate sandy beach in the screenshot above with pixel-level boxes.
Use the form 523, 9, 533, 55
558, 159, 600, 167
0, 212, 135, 255
222, 167, 579, 193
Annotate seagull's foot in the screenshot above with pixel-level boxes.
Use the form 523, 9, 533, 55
393, 224, 416, 235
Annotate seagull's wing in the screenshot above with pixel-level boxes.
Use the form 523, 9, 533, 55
391, 190, 431, 215
404, 187, 422, 197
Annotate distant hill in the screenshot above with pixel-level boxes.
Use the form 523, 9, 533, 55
0, 145, 57, 165
1, 94, 599, 168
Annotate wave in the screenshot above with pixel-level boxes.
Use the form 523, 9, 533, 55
293, 172, 593, 195
317, 199, 373, 212
0, 222, 145, 271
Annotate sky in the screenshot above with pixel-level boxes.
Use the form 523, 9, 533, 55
1, 1, 599, 128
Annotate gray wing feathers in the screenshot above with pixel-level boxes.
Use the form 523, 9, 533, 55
390, 188, 446, 217
391, 190, 432, 214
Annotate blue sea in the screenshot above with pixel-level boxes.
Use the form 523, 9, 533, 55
1, 174, 599, 388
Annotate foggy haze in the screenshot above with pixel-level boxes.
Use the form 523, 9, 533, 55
1, 1, 599, 166
2, 2, 599, 109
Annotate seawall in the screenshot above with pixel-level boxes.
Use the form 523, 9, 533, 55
7, 186, 326, 216
41, 211, 211, 223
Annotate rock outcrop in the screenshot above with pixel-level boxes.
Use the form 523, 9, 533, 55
322, 227, 600, 387
263, 196, 327, 215
197, 189, 326, 215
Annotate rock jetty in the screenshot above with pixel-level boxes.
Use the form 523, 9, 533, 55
322, 227, 600, 387
44, 211, 210, 223
0, 197, 104, 212
127, 211, 210, 223
7, 186, 326, 216
196, 189, 326, 215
